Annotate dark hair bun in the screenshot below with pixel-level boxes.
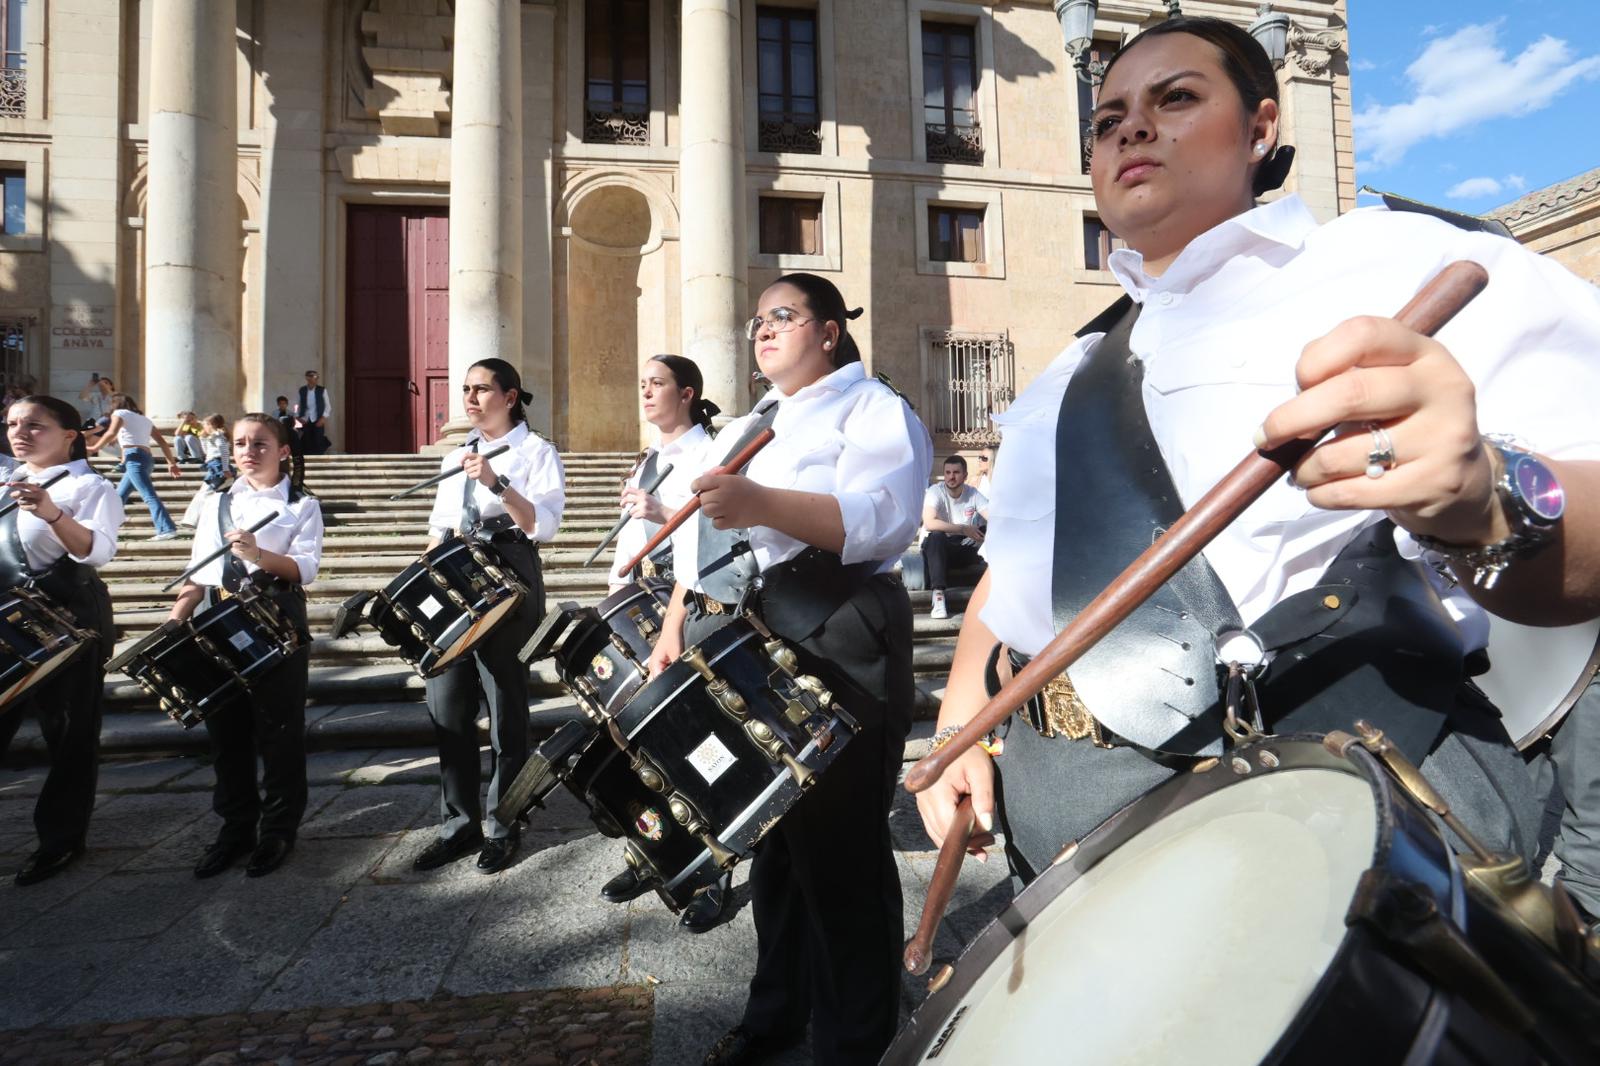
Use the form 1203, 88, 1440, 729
1254, 144, 1295, 195
845, 306, 864, 321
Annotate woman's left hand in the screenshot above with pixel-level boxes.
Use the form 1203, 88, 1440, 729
226, 528, 261, 563
620, 487, 668, 524
461, 451, 496, 487
1258, 315, 1506, 546
692, 473, 770, 530
8, 482, 63, 523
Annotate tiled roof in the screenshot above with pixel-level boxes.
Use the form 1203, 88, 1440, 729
1490, 165, 1600, 226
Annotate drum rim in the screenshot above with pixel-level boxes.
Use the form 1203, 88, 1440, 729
885, 734, 1420, 1065
613, 619, 762, 739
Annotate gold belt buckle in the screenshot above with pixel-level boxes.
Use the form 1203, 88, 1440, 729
1034, 672, 1110, 747
639, 558, 657, 579
703, 596, 724, 615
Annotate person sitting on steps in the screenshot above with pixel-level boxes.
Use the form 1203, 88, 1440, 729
920, 454, 987, 620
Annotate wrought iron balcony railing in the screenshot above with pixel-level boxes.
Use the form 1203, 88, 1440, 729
757, 111, 822, 154
0, 63, 25, 118
925, 121, 983, 166
584, 101, 649, 146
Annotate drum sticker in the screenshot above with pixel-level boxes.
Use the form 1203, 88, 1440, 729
418, 596, 444, 619
633, 806, 665, 842
591, 654, 615, 682
228, 630, 255, 652
686, 733, 737, 784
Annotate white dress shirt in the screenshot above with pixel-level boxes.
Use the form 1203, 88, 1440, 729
426, 422, 566, 543
609, 423, 710, 589
184, 477, 324, 587
10, 460, 123, 571
671, 361, 934, 593
297, 385, 332, 424
981, 194, 1600, 659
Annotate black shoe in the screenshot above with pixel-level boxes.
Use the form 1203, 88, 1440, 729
600, 865, 652, 904
476, 833, 519, 874
703, 1026, 798, 1066
14, 845, 84, 886
245, 837, 293, 878
680, 880, 731, 934
412, 831, 484, 872
195, 837, 255, 880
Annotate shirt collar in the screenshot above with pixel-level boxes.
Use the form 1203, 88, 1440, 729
467, 421, 529, 449
657, 423, 707, 459
771, 360, 865, 403
229, 476, 291, 501
1109, 194, 1319, 301
18, 460, 78, 481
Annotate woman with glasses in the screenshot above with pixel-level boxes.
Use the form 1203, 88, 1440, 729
648, 273, 932, 1065
915, 14, 1600, 915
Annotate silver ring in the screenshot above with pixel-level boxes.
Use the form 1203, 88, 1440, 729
1364, 422, 1396, 479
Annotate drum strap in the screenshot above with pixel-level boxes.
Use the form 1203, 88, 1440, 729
697, 401, 779, 604
459, 440, 481, 534
0, 478, 90, 610
215, 490, 252, 594
1051, 299, 1243, 755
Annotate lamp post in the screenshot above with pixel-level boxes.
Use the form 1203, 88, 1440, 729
1055, 0, 1183, 85
1248, 4, 1291, 67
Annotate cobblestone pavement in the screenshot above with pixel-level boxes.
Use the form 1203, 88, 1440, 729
0, 744, 1010, 1064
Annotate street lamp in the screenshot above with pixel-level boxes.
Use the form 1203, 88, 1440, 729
1248, 4, 1291, 67
1055, 0, 1184, 85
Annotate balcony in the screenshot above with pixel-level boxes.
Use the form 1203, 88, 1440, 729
0, 63, 24, 118
757, 111, 822, 154
583, 100, 650, 146
925, 121, 983, 166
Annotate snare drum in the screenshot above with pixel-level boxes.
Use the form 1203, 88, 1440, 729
110, 585, 302, 728
365, 536, 527, 678
0, 586, 92, 710
887, 735, 1599, 1066
593, 618, 860, 909
522, 582, 673, 718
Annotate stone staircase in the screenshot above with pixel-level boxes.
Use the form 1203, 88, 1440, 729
80, 451, 963, 754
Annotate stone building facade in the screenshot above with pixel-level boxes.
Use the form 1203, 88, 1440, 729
1493, 165, 1600, 288
0, 0, 1353, 452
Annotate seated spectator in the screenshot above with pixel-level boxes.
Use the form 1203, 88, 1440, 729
974, 445, 994, 497
174, 410, 205, 464
920, 454, 987, 620
200, 413, 231, 491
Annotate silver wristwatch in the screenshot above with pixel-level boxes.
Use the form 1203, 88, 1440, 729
1412, 435, 1565, 590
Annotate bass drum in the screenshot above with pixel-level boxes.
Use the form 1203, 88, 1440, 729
367, 536, 526, 678
0, 587, 91, 710
887, 736, 1598, 1066
1476, 616, 1600, 750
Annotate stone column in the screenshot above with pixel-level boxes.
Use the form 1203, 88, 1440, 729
145, 0, 240, 417
445, 0, 523, 433
679, 0, 748, 412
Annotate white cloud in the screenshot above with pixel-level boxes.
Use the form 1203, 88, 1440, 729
1445, 176, 1505, 199
1353, 23, 1600, 169
1352, 58, 1378, 72
1506, 173, 1527, 191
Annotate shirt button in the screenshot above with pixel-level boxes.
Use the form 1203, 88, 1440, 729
1158, 292, 1175, 306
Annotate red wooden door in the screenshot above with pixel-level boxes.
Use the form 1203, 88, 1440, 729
345, 205, 450, 452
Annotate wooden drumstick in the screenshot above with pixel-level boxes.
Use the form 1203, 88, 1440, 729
903, 796, 997, 977
904, 259, 1490, 795
0, 470, 71, 519
388, 443, 511, 500
618, 428, 776, 575
161, 511, 283, 592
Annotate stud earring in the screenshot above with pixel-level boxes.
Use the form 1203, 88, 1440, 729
823, 341, 832, 349
1254, 143, 1268, 156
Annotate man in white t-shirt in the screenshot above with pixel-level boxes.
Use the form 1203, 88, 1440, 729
920, 455, 987, 619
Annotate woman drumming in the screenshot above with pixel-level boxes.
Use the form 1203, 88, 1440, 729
93, 393, 182, 541
916, 17, 1600, 889
606, 354, 719, 593
0, 397, 123, 885
412, 358, 565, 876
174, 414, 323, 879
650, 273, 932, 1065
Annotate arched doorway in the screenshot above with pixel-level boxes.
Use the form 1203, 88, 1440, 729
560, 179, 675, 451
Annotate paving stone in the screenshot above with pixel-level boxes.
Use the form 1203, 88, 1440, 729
95, 756, 201, 793
0, 940, 145, 1030
0, 766, 47, 799
345, 750, 447, 787
86, 792, 210, 849
304, 750, 383, 787
257, 882, 492, 1010
647, 979, 809, 1066
5, 870, 216, 950
299, 785, 438, 839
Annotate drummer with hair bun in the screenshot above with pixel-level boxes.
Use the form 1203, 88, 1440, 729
413, 357, 565, 877
652, 272, 932, 1065
172, 413, 323, 880
0, 395, 123, 886
916, 15, 1600, 899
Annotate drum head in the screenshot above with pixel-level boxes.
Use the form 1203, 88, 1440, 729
0, 643, 83, 710
900, 763, 1376, 1066
431, 593, 524, 674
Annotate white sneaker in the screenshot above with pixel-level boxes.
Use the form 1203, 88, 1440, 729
930, 590, 949, 620
150, 530, 179, 541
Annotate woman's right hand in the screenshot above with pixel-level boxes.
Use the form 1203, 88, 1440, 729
647, 622, 684, 678
916, 744, 996, 860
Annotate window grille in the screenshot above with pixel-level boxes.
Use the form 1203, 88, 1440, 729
584, 0, 650, 145
926, 329, 1013, 446
922, 22, 982, 165
0, 318, 30, 396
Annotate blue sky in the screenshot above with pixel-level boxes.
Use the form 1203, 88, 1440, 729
1347, 1, 1600, 211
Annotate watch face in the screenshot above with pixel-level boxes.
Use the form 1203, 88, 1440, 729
1511, 454, 1565, 522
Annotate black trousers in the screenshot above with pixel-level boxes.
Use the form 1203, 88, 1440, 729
424, 541, 544, 842
686, 574, 914, 1065
921, 531, 982, 591
202, 589, 311, 845
0, 575, 113, 853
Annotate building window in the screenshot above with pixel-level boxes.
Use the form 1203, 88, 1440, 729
1083, 214, 1126, 271
759, 195, 822, 256
1, 169, 23, 236
0, 318, 28, 396
0, 0, 25, 117
929, 205, 983, 264
584, 0, 650, 145
922, 21, 982, 165
756, 7, 821, 154
1076, 38, 1117, 174
927, 330, 1013, 446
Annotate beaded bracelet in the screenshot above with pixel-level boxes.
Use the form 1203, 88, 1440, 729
928, 724, 1004, 758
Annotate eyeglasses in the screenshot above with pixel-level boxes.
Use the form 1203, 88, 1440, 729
744, 307, 813, 340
